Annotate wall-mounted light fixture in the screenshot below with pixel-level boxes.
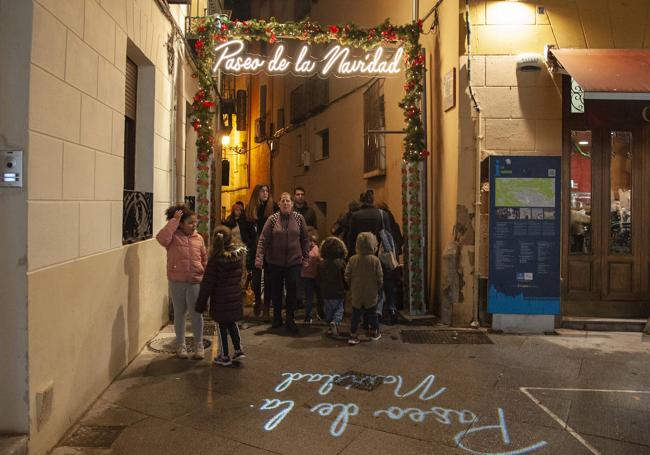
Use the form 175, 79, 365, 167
516, 53, 545, 72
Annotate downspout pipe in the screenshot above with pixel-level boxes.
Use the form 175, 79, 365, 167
465, 0, 482, 329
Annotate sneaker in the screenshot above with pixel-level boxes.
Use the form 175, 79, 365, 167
370, 330, 382, 341
329, 322, 339, 337
271, 318, 283, 328
193, 341, 205, 360
233, 349, 246, 360
348, 335, 360, 345
176, 344, 188, 359
285, 322, 299, 334
214, 355, 232, 366
304, 317, 312, 326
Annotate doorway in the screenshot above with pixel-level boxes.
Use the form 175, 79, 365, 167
562, 126, 650, 317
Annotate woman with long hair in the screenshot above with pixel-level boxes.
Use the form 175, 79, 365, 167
245, 184, 278, 320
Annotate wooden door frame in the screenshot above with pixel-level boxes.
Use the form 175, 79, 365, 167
561, 76, 650, 317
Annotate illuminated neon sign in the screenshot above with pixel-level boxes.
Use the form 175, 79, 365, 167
212, 40, 403, 77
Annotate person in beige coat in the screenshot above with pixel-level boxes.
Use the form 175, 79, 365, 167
345, 232, 383, 344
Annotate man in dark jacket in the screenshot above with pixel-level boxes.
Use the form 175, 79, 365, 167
346, 190, 384, 255
293, 187, 317, 228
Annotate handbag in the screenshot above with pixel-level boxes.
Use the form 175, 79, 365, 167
377, 210, 399, 270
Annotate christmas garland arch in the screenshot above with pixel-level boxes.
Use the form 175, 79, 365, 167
188, 16, 425, 236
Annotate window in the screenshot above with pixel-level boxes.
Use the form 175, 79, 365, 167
609, 131, 633, 255
290, 84, 307, 124
308, 76, 329, 113
294, 0, 311, 19
317, 129, 329, 160
259, 84, 267, 118
124, 58, 137, 191
277, 108, 285, 130
221, 73, 236, 100
296, 134, 303, 167
122, 50, 154, 244
569, 130, 592, 254
363, 79, 386, 176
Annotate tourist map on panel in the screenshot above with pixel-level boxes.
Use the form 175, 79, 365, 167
495, 178, 555, 207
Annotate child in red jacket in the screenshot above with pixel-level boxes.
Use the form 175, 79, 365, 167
156, 204, 207, 360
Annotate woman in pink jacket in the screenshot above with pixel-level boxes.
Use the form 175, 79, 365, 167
156, 205, 207, 359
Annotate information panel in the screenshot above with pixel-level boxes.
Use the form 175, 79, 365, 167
488, 156, 561, 315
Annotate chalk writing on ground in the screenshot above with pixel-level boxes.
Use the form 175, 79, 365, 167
260, 371, 548, 455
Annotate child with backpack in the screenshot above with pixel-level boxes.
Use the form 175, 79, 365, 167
156, 204, 207, 359
345, 232, 383, 345
195, 225, 248, 366
317, 236, 348, 337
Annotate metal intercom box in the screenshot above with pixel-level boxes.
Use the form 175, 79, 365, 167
1, 150, 23, 187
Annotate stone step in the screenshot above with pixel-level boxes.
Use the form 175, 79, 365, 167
0, 436, 27, 455
561, 316, 647, 332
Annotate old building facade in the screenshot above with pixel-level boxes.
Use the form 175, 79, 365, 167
0, 0, 204, 452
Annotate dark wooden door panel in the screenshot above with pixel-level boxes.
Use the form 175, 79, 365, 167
567, 260, 592, 292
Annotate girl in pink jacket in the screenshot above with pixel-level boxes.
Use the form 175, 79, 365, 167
156, 205, 207, 359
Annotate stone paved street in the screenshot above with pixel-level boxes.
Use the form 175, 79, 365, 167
50, 319, 650, 455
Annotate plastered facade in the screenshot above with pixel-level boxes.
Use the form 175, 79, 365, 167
1, 0, 201, 452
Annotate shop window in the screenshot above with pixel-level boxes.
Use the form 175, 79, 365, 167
363, 79, 386, 176
609, 131, 633, 255
569, 130, 592, 254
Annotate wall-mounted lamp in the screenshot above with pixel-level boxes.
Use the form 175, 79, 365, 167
516, 53, 544, 72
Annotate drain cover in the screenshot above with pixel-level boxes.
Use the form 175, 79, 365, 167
400, 330, 492, 344
335, 371, 384, 391
147, 336, 211, 354
61, 425, 124, 448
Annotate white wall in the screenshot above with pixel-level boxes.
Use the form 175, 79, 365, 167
0, 0, 32, 435
24, 0, 198, 452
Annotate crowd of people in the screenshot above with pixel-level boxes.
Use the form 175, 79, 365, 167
156, 185, 404, 365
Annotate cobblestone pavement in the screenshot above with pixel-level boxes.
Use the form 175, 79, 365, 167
51, 314, 650, 455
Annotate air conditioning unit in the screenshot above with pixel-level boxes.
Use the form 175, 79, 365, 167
254, 117, 266, 143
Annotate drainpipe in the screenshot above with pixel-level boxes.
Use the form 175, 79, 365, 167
465, 0, 482, 329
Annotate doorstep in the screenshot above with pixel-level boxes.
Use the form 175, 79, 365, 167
561, 316, 647, 332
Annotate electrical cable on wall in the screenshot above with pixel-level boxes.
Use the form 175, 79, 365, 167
465, 0, 481, 113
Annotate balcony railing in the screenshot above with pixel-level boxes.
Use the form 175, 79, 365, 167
123, 190, 153, 244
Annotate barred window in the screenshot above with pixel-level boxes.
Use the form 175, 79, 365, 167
363, 79, 386, 176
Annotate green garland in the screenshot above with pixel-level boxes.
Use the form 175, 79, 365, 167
189, 16, 426, 235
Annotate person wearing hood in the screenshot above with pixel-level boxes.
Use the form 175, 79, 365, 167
345, 232, 383, 345
195, 225, 248, 366
293, 187, 317, 228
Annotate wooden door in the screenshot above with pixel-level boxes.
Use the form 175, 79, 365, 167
563, 127, 649, 317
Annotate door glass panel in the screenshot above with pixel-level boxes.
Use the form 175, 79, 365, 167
569, 131, 592, 254
609, 131, 633, 255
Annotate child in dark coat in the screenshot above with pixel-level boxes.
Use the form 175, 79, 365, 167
317, 236, 348, 337
196, 225, 248, 366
